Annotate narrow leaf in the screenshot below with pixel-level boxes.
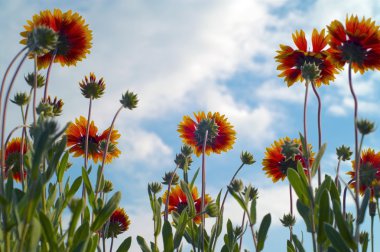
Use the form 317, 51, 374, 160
324, 224, 351, 252
311, 143, 326, 177
137, 236, 151, 252
162, 220, 174, 252
257, 214, 271, 251
117, 237, 132, 252
91, 191, 121, 232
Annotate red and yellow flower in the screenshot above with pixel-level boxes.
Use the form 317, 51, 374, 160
178, 112, 236, 157
162, 184, 212, 224
347, 148, 380, 196
327, 15, 380, 73
66, 116, 121, 163
4, 138, 27, 182
103, 208, 131, 238
21, 9, 92, 68
276, 29, 339, 87
262, 137, 315, 183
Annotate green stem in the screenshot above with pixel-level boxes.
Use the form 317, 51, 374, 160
238, 212, 246, 251
200, 130, 208, 252
43, 49, 57, 102
335, 158, 342, 187
33, 54, 37, 126
371, 215, 374, 252
221, 163, 245, 211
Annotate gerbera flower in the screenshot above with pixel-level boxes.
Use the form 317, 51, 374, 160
66, 116, 121, 163
162, 184, 212, 224
347, 148, 380, 196
275, 29, 339, 87
327, 15, 380, 73
103, 208, 131, 238
4, 138, 28, 182
20, 9, 92, 68
262, 137, 315, 183
178, 112, 236, 157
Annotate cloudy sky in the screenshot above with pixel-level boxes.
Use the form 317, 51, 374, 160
1, 0, 380, 250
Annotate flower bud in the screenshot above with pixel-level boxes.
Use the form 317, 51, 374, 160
230, 179, 244, 193
280, 213, 296, 227
336, 145, 352, 161
240, 151, 255, 165
120, 91, 138, 110
25, 72, 45, 88
11, 92, 30, 106
79, 73, 106, 99
103, 180, 114, 193
205, 202, 219, 217
181, 145, 193, 157
149, 182, 162, 194
242, 186, 258, 201
357, 119, 375, 135
162, 171, 179, 185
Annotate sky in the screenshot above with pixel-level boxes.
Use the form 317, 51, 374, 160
1, 0, 380, 251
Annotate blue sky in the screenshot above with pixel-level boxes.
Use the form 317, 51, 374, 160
1, 0, 380, 250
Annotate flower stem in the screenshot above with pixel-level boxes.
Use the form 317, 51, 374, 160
371, 214, 374, 252
239, 212, 246, 251
347, 63, 360, 247
33, 54, 38, 126
200, 130, 208, 252
110, 237, 114, 252
335, 158, 342, 187
289, 184, 294, 242
342, 179, 355, 219
311, 81, 322, 186
1, 50, 29, 193
43, 49, 57, 102
221, 163, 245, 211
164, 165, 179, 221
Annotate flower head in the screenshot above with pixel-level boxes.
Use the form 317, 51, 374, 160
21, 9, 92, 68
37, 96, 64, 117
4, 138, 28, 182
11, 92, 30, 106
327, 15, 380, 73
25, 73, 45, 88
336, 145, 353, 161
66, 116, 120, 163
79, 73, 106, 99
178, 112, 236, 157
276, 29, 339, 87
120, 91, 138, 110
262, 137, 315, 183
103, 208, 130, 238
348, 148, 380, 196
162, 184, 212, 224
25, 26, 58, 56
162, 171, 179, 185
356, 119, 375, 135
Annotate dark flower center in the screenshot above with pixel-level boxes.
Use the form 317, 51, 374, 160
340, 41, 367, 65
57, 34, 70, 55
359, 162, 377, 186
176, 201, 188, 214
80, 136, 99, 154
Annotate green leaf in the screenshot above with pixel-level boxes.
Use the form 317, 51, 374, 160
67, 199, 84, 248
287, 169, 309, 205
190, 167, 200, 189
67, 177, 82, 199
57, 151, 69, 183
72, 222, 90, 250
137, 236, 151, 252
162, 220, 174, 252
82, 167, 95, 208
39, 211, 58, 251
331, 200, 356, 250
174, 211, 188, 249
88, 234, 99, 252
311, 143, 326, 177
27, 217, 41, 252
117, 237, 132, 252
91, 191, 121, 232
358, 188, 370, 224
317, 189, 330, 244
227, 187, 248, 214
324, 224, 351, 252
315, 177, 331, 204
287, 240, 296, 252
296, 200, 312, 232
180, 180, 195, 217
257, 214, 271, 251
249, 198, 257, 225
299, 133, 309, 160
153, 198, 162, 236
292, 235, 306, 252
361, 232, 368, 252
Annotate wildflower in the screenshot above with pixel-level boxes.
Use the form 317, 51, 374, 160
120, 91, 138, 110
262, 137, 315, 183
336, 145, 353, 161
11, 92, 30, 106
104, 208, 130, 238
162, 184, 212, 224
79, 73, 106, 99
275, 29, 339, 86
327, 15, 380, 73
66, 116, 120, 163
20, 9, 92, 68
4, 138, 28, 182
25, 73, 45, 88
240, 151, 255, 165
25, 26, 58, 56
348, 148, 380, 196
178, 112, 236, 157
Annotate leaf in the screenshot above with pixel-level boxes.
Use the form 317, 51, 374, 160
82, 167, 95, 208
287, 240, 296, 252
72, 222, 90, 250
311, 143, 326, 177
287, 169, 309, 205
162, 220, 174, 252
153, 198, 162, 236
292, 235, 306, 252
249, 198, 257, 225
324, 224, 351, 252
296, 200, 312, 232
137, 236, 151, 252
317, 189, 330, 244
174, 211, 188, 249
57, 151, 69, 183
331, 200, 356, 250
91, 191, 121, 232
227, 187, 248, 214
117, 237, 132, 252
299, 133, 309, 160
180, 180, 195, 217
27, 217, 41, 252
67, 177, 83, 199
257, 214, 271, 251
39, 212, 58, 251
190, 167, 200, 189
358, 188, 370, 224
67, 199, 84, 248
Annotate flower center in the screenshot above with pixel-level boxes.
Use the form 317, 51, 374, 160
359, 162, 377, 186
194, 118, 219, 147
57, 34, 70, 55
176, 201, 188, 214
80, 135, 99, 154
340, 41, 367, 65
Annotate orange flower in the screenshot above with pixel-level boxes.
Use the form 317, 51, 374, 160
327, 15, 380, 73
103, 208, 131, 238
178, 112, 236, 157
276, 29, 339, 87
347, 148, 380, 196
4, 138, 27, 182
162, 184, 212, 224
262, 137, 315, 183
66, 116, 121, 163
21, 9, 92, 68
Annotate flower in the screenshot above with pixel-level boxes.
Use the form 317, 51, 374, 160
120, 91, 138, 110
66, 116, 120, 163
21, 9, 92, 68
275, 29, 339, 86
103, 208, 130, 238
162, 184, 212, 224
11, 92, 30, 106
327, 15, 380, 73
262, 137, 315, 183
4, 138, 28, 182
178, 112, 236, 157
348, 148, 380, 196
79, 73, 106, 99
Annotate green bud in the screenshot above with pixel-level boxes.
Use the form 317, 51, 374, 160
280, 213, 296, 227
357, 119, 375, 135
27, 26, 58, 56
120, 91, 138, 110
242, 186, 258, 201
11, 92, 30, 106
240, 151, 255, 165
181, 145, 193, 157
359, 231, 369, 245
174, 153, 193, 170
79, 73, 106, 99
25, 72, 45, 88
205, 202, 219, 217
149, 182, 162, 194
230, 179, 244, 193
336, 145, 352, 161
103, 180, 114, 193
162, 171, 179, 185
